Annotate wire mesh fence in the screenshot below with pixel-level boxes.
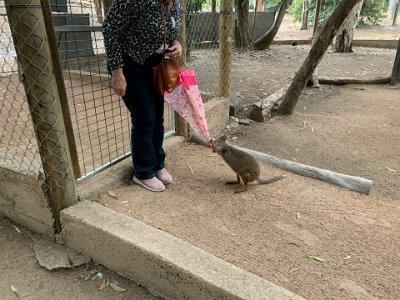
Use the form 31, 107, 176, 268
185, 4, 222, 98
0, 0, 43, 175
0, 0, 232, 187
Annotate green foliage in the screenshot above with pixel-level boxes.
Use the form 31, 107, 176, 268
288, 0, 390, 25
264, 0, 283, 11
360, 0, 389, 24
200, 0, 221, 11
186, 0, 208, 15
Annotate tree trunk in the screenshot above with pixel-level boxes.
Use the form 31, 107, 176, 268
333, 0, 363, 52
253, 0, 289, 50
255, 0, 264, 11
251, 0, 259, 41
300, 0, 309, 30
392, 0, 399, 26
235, 0, 251, 50
103, 0, 111, 19
276, 0, 363, 115
307, 18, 327, 87
312, 0, 322, 36
212, 0, 216, 13
94, 0, 103, 23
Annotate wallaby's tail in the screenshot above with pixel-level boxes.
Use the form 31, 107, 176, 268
256, 175, 287, 185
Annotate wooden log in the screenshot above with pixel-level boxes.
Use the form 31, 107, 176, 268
319, 76, 391, 85
248, 86, 288, 122
231, 144, 374, 195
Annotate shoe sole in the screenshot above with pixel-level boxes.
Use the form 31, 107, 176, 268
133, 177, 165, 192
158, 178, 173, 185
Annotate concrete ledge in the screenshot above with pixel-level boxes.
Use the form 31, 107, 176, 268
0, 167, 54, 237
77, 135, 185, 201
204, 97, 230, 138
60, 201, 304, 300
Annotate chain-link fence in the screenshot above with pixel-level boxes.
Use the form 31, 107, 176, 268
0, 0, 230, 180
0, 0, 43, 175
185, 9, 220, 97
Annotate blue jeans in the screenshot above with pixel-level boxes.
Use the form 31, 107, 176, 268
122, 53, 165, 180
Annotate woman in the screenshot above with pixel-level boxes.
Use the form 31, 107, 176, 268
103, 0, 182, 192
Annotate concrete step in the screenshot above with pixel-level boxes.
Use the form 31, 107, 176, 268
60, 200, 304, 300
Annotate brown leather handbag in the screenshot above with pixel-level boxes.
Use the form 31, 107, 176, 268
153, 1, 179, 96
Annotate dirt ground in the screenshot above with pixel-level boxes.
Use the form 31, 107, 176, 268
0, 217, 160, 300
96, 23, 400, 300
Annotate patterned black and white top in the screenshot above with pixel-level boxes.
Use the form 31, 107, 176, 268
102, 0, 182, 70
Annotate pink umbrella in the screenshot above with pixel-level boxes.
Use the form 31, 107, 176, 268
164, 69, 211, 145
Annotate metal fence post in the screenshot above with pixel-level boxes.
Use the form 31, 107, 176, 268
6, 0, 78, 232
218, 0, 233, 98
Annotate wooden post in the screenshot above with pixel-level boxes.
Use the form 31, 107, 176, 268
41, 0, 81, 179
175, 0, 190, 139
179, 0, 187, 69
218, 0, 233, 98
390, 38, 400, 85
6, 0, 77, 232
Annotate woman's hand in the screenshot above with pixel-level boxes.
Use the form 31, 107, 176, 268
167, 40, 182, 61
111, 68, 127, 97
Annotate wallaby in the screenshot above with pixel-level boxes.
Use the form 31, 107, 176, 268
211, 135, 286, 193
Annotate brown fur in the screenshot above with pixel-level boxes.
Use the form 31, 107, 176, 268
211, 135, 286, 193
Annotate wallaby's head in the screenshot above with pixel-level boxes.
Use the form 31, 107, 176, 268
211, 134, 228, 154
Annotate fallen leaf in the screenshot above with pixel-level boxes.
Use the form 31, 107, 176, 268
385, 166, 397, 173
10, 286, 19, 298
108, 191, 117, 199
290, 268, 301, 273
12, 226, 21, 234
110, 282, 127, 293
308, 255, 325, 262
98, 280, 106, 291
187, 163, 194, 174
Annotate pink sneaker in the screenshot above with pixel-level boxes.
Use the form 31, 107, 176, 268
133, 176, 165, 192
156, 168, 173, 185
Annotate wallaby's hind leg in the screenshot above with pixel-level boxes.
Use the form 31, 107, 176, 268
235, 174, 250, 193
225, 174, 241, 185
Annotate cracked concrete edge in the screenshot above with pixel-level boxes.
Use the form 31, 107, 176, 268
77, 135, 186, 201
60, 201, 305, 300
